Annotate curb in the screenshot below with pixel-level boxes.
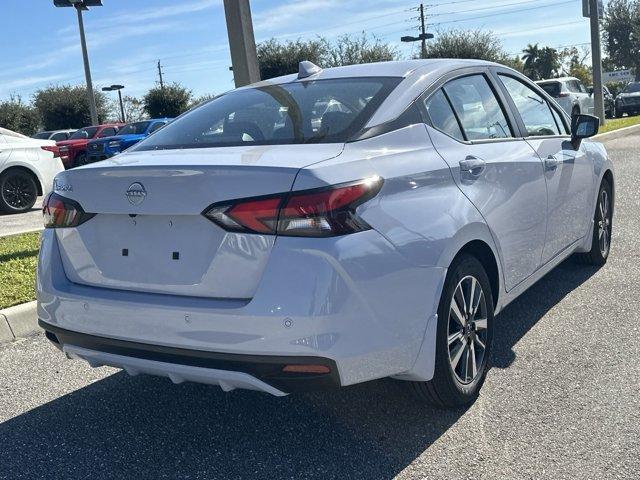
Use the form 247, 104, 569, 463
0, 301, 39, 344
0, 227, 43, 239
594, 123, 640, 141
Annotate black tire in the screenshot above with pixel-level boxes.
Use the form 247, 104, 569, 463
576, 179, 612, 266
614, 108, 622, 118
411, 254, 494, 409
74, 152, 88, 167
0, 169, 38, 214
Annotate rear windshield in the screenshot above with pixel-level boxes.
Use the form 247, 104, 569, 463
118, 121, 151, 135
132, 77, 401, 151
70, 126, 98, 140
538, 82, 561, 97
623, 82, 640, 93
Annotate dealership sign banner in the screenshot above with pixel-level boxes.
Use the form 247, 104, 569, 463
603, 70, 634, 84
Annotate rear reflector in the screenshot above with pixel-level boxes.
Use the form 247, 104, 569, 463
203, 176, 382, 237
41, 145, 60, 158
43, 192, 95, 228
282, 364, 331, 374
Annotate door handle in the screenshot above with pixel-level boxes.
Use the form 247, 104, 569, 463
544, 155, 560, 170
459, 156, 486, 176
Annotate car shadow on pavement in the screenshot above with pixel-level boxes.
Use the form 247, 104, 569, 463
0, 260, 599, 480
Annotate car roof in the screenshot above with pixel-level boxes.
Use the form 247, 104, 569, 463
537, 77, 579, 84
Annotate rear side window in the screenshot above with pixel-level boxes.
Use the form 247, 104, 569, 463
423, 90, 465, 141
499, 75, 560, 137
443, 75, 512, 140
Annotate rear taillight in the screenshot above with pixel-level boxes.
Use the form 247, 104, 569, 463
41, 145, 60, 158
43, 193, 95, 228
558, 92, 570, 98
203, 177, 382, 237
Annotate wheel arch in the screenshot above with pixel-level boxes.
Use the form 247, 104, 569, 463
0, 165, 43, 196
452, 240, 500, 310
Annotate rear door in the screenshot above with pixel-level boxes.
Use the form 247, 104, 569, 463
421, 69, 548, 291
494, 70, 593, 263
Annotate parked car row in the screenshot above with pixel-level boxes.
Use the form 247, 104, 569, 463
536, 76, 640, 119
43, 118, 172, 169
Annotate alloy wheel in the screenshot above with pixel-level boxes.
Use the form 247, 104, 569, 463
1, 174, 36, 210
598, 189, 611, 257
447, 275, 488, 385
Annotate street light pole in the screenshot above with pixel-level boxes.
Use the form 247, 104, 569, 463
101, 85, 125, 123
589, 0, 605, 125
54, 1, 102, 125
75, 5, 98, 125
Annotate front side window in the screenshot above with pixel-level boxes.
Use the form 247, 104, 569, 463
148, 122, 166, 134
443, 75, 512, 140
423, 89, 465, 141
132, 77, 401, 151
118, 121, 151, 136
499, 75, 560, 137
51, 132, 68, 141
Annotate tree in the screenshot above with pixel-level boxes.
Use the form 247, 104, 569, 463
143, 83, 192, 118
559, 46, 593, 86
118, 95, 145, 123
0, 96, 40, 135
522, 43, 540, 78
256, 34, 400, 80
33, 85, 108, 130
521, 43, 560, 80
257, 38, 326, 80
323, 34, 398, 67
423, 29, 519, 70
603, 0, 640, 80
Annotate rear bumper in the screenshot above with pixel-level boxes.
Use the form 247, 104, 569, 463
40, 320, 338, 394
38, 227, 446, 389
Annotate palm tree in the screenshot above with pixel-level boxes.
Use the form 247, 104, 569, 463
522, 43, 540, 80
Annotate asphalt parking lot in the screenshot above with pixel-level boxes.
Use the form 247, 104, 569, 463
1, 134, 639, 480
0, 199, 42, 237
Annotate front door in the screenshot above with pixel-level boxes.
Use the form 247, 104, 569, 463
495, 73, 593, 263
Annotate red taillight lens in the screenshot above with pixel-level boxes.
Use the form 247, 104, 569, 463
41, 145, 60, 158
203, 177, 382, 237
43, 193, 94, 228
558, 92, 570, 98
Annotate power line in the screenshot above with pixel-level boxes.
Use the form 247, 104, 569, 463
431, 0, 579, 26
430, 0, 563, 17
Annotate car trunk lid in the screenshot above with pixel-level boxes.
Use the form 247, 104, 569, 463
53, 144, 343, 299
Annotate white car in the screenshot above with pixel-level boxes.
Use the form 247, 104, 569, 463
31, 129, 77, 142
0, 127, 64, 213
536, 76, 594, 116
38, 60, 613, 408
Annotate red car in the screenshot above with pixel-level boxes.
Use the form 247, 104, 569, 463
56, 123, 123, 168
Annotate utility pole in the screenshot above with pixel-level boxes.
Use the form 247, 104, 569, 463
401, 3, 433, 58
586, 0, 605, 124
157, 60, 165, 90
223, 0, 260, 87
419, 3, 427, 59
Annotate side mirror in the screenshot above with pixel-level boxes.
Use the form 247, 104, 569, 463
571, 114, 599, 149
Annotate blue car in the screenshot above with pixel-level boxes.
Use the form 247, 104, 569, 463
86, 118, 172, 163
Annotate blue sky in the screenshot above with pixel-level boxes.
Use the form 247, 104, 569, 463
0, 0, 598, 102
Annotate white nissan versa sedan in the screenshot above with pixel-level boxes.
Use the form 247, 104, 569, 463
37, 60, 613, 408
